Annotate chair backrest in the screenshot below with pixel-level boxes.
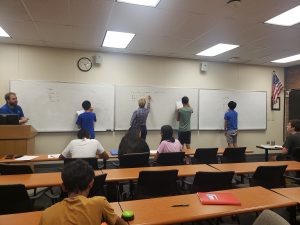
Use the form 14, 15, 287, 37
0, 184, 32, 215
191, 171, 234, 193
193, 148, 218, 164
88, 173, 107, 197
293, 147, 300, 161
0, 164, 33, 175
253, 209, 290, 225
119, 152, 150, 168
222, 147, 246, 163
251, 165, 287, 189
64, 158, 99, 170
136, 170, 178, 198
156, 152, 185, 166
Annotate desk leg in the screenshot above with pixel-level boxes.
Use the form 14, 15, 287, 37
288, 206, 296, 225
103, 159, 107, 169
264, 149, 269, 161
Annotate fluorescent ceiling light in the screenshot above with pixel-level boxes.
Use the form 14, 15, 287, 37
265, 5, 300, 26
0, 26, 10, 37
116, 0, 161, 7
272, 54, 300, 63
196, 43, 239, 57
102, 31, 135, 49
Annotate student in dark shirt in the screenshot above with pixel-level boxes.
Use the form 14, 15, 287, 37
277, 119, 300, 161
118, 126, 150, 158
76, 100, 97, 139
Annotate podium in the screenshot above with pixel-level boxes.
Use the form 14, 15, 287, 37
0, 125, 37, 157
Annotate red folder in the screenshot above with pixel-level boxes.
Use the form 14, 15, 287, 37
197, 192, 241, 205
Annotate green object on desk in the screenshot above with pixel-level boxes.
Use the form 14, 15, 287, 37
122, 210, 134, 221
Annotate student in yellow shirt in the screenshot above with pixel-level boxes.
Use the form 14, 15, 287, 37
39, 159, 127, 225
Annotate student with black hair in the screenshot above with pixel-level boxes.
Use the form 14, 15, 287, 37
224, 101, 238, 148
118, 126, 150, 158
177, 96, 193, 149
40, 159, 127, 225
154, 125, 182, 160
59, 129, 109, 160
76, 100, 97, 139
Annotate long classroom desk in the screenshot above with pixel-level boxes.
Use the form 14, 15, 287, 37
0, 164, 217, 188
272, 187, 300, 203
118, 186, 296, 225
209, 161, 300, 174
0, 202, 122, 225
102, 164, 218, 182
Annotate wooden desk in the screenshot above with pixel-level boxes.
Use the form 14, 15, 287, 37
256, 145, 282, 161
209, 161, 300, 174
107, 147, 254, 159
119, 186, 296, 225
0, 170, 102, 189
102, 164, 219, 182
0, 202, 122, 225
272, 187, 300, 203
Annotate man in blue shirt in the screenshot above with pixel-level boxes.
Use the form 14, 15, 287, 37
224, 101, 238, 148
0, 92, 28, 124
76, 100, 96, 139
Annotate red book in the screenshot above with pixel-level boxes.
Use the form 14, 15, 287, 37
197, 192, 241, 205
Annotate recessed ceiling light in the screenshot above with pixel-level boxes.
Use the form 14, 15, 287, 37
116, 0, 161, 7
102, 31, 135, 49
271, 54, 300, 63
265, 5, 300, 26
196, 43, 239, 57
0, 26, 10, 37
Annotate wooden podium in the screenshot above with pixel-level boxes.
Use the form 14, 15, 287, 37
0, 125, 37, 157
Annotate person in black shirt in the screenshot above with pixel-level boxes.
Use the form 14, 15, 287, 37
118, 126, 150, 158
277, 119, 300, 161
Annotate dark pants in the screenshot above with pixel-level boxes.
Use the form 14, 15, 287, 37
140, 125, 147, 140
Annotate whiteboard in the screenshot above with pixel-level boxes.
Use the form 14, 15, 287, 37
115, 86, 198, 130
10, 80, 114, 132
199, 89, 266, 130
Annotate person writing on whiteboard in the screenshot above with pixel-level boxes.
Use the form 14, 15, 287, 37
177, 96, 193, 149
130, 96, 151, 140
59, 129, 109, 160
76, 100, 96, 139
224, 101, 238, 148
0, 92, 29, 124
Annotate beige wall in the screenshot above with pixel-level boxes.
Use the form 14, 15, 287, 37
0, 44, 284, 154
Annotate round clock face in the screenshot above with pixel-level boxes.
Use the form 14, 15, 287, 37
77, 57, 92, 72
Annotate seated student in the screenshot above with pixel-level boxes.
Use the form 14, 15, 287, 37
59, 129, 109, 160
118, 126, 150, 158
76, 100, 97, 139
277, 119, 300, 161
154, 125, 182, 160
40, 159, 127, 225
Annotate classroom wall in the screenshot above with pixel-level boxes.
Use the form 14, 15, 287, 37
0, 43, 284, 154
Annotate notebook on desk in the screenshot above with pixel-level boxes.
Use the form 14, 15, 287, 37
197, 192, 241, 205
110, 149, 119, 155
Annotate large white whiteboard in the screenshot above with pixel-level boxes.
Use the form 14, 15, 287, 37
10, 80, 114, 132
115, 86, 198, 130
199, 89, 267, 130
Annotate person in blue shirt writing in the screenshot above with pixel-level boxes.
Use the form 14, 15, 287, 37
224, 101, 238, 148
76, 100, 96, 139
0, 92, 29, 124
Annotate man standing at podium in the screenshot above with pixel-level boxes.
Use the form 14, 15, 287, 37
0, 92, 29, 124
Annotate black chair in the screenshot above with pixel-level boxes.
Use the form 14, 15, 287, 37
192, 148, 218, 164
119, 152, 150, 168
155, 152, 185, 166
64, 158, 99, 170
0, 184, 33, 215
0, 164, 33, 175
135, 170, 179, 199
250, 165, 287, 189
221, 147, 246, 163
190, 171, 235, 193
88, 174, 107, 197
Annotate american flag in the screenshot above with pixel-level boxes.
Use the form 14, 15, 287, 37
272, 72, 283, 105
